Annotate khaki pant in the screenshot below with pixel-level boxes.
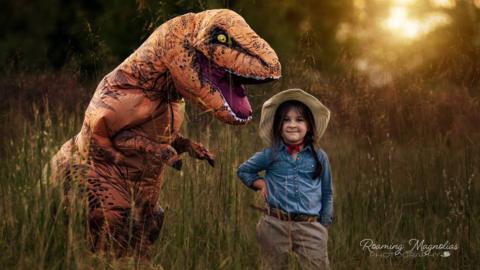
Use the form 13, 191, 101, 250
256, 215, 330, 270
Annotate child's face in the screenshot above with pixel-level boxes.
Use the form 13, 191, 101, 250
281, 108, 308, 145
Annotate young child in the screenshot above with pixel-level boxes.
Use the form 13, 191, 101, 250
237, 88, 333, 270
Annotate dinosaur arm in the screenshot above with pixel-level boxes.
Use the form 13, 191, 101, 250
113, 131, 160, 155
113, 130, 180, 159
172, 134, 215, 167
171, 134, 192, 154
88, 111, 127, 164
113, 130, 182, 170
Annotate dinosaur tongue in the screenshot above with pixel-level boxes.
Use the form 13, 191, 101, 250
198, 53, 252, 119
217, 78, 252, 119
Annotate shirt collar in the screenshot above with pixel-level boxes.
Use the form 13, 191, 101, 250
277, 140, 314, 153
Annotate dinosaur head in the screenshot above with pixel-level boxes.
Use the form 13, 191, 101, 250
163, 9, 281, 125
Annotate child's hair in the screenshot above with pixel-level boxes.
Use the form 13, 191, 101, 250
272, 100, 323, 178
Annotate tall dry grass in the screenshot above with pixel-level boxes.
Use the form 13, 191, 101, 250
0, 69, 479, 269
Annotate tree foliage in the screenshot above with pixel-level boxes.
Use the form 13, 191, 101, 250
1, 0, 480, 91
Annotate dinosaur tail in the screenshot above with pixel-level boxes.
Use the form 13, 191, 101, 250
42, 137, 79, 189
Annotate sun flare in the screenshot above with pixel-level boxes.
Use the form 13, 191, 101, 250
403, 21, 420, 38
431, 0, 456, 8
384, 7, 421, 39
383, 5, 451, 40
385, 7, 407, 30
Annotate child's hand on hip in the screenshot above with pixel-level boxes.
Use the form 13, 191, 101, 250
253, 179, 268, 202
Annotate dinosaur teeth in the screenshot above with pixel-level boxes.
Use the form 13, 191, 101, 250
221, 97, 251, 122
196, 51, 253, 122
225, 69, 279, 81
204, 76, 251, 122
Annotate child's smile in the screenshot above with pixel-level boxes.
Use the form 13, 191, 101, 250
281, 109, 308, 145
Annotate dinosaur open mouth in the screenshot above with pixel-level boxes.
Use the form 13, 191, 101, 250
196, 52, 274, 122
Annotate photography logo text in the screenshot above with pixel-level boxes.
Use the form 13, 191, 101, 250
360, 238, 458, 258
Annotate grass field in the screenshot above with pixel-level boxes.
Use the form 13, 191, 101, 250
0, 70, 479, 269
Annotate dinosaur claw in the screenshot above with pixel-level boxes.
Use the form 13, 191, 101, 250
172, 159, 183, 170
207, 157, 215, 167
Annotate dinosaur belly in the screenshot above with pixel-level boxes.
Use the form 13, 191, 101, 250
111, 100, 185, 182
139, 101, 185, 144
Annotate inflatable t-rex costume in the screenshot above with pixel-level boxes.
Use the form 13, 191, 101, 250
49, 9, 280, 257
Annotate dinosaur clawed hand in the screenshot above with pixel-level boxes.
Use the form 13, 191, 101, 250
187, 142, 215, 167
151, 141, 214, 170
156, 145, 183, 170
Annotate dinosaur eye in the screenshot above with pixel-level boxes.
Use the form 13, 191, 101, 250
217, 34, 227, 43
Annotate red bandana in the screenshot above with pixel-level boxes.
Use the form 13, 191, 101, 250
286, 143, 303, 155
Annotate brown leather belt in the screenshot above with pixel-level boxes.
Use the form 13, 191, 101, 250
268, 208, 318, 222
249, 205, 318, 222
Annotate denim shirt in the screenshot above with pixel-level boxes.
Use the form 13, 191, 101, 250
237, 142, 333, 225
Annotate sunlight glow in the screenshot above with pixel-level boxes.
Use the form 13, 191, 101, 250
384, 7, 421, 39
355, 59, 368, 71
474, 0, 480, 8
386, 7, 407, 30
424, 12, 451, 30
393, 0, 415, 4
403, 21, 420, 38
431, 0, 456, 9
383, 6, 451, 40
348, 0, 455, 86
353, 0, 366, 9
336, 23, 351, 42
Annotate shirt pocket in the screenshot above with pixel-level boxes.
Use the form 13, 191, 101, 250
299, 159, 317, 178
267, 159, 290, 175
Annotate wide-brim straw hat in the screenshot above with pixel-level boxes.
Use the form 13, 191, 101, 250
259, 88, 330, 146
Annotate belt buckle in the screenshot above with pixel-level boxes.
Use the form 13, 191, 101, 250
294, 214, 317, 222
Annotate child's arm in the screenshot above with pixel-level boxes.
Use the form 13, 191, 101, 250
318, 150, 333, 226
237, 148, 271, 191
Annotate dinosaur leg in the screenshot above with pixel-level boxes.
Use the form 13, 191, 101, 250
86, 164, 166, 258
133, 202, 165, 256
86, 167, 128, 256
85, 163, 142, 257
127, 171, 166, 256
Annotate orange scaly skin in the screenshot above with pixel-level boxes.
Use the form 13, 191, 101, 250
49, 9, 280, 257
